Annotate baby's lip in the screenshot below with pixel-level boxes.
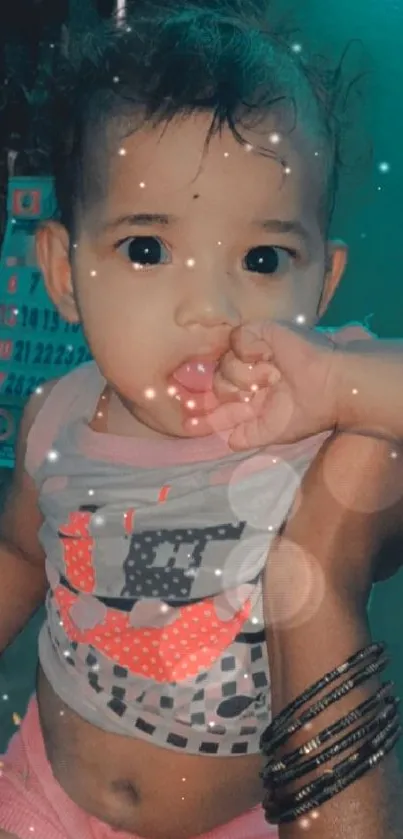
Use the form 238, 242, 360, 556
171, 357, 219, 393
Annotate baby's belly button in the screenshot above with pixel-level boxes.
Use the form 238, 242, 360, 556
50, 746, 263, 838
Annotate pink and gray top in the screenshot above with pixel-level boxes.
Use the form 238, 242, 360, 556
25, 324, 369, 756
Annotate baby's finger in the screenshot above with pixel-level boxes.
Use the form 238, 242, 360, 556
183, 400, 255, 436
212, 368, 244, 401
228, 390, 295, 450
228, 418, 269, 451
215, 353, 280, 396
230, 322, 275, 363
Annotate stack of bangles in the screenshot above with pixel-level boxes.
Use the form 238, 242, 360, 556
259, 642, 401, 825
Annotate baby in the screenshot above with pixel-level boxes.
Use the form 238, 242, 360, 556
0, 3, 400, 839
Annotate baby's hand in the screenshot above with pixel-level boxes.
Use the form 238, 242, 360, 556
185, 321, 342, 450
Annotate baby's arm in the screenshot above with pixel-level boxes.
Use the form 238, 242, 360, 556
0, 381, 57, 654
336, 340, 403, 581
337, 340, 403, 443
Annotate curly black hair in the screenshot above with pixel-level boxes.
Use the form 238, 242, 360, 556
42, 0, 355, 238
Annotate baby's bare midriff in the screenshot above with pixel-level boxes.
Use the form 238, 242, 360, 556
37, 667, 264, 839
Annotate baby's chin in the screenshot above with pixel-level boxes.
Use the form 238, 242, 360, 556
152, 418, 218, 442
138, 405, 229, 444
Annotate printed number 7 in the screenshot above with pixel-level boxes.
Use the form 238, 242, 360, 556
29, 272, 42, 295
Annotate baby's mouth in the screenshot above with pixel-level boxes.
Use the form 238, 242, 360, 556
171, 357, 219, 393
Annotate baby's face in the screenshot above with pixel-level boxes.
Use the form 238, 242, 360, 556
43, 113, 346, 440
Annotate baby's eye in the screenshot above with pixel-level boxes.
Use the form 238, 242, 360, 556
243, 245, 297, 276
116, 236, 171, 267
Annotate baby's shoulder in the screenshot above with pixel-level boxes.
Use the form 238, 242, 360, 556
24, 377, 61, 425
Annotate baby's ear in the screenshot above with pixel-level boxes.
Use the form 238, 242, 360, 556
318, 240, 348, 317
36, 222, 80, 323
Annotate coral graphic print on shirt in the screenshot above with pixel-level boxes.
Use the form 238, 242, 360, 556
53, 503, 252, 682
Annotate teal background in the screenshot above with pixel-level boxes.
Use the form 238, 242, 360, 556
0, 0, 403, 771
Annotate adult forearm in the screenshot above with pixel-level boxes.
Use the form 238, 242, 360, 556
265, 576, 401, 838
262, 432, 403, 838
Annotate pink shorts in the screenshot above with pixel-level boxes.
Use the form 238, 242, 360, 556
0, 697, 276, 839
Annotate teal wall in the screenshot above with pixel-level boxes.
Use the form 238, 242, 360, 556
289, 0, 403, 337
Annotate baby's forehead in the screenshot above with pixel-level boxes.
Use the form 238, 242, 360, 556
83, 111, 327, 233
105, 111, 324, 186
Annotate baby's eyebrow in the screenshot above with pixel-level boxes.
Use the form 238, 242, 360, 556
252, 218, 311, 243
102, 213, 178, 232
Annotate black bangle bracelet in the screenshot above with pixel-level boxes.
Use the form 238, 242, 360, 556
265, 719, 401, 824
266, 727, 401, 825
260, 642, 385, 752
268, 697, 399, 788
261, 681, 393, 777
261, 652, 389, 754
266, 712, 400, 816
287, 713, 400, 806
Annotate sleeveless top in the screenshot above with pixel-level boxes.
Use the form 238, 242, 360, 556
25, 324, 369, 756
